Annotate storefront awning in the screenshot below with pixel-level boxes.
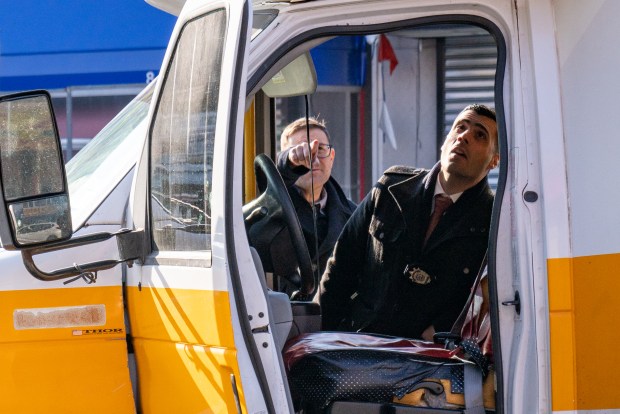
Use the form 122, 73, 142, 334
0, 0, 176, 92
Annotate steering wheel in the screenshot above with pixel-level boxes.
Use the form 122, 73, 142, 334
242, 154, 315, 298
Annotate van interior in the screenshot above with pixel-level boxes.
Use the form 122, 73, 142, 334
243, 20, 501, 413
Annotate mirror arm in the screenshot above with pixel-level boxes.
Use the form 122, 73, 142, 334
21, 228, 145, 281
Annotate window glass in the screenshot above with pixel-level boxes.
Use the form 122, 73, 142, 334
52, 89, 142, 161
65, 83, 153, 229
274, 27, 497, 200
150, 10, 226, 251
252, 9, 278, 39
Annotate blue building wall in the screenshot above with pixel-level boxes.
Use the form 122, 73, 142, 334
0, 0, 176, 91
311, 36, 366, 87
0, 2, 364, 91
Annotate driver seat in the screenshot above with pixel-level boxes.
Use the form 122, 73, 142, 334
282, 268, 493, 414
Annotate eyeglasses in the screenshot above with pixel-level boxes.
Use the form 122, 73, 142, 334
316, 144, 334, 158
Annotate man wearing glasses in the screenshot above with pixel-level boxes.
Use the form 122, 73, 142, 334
277, 117, 356, 278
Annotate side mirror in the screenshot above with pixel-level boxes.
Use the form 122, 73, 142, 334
0, 90, 144, 282
0, 91, 72, 249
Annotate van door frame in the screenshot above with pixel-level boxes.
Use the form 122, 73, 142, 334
127, 0, 282, 412
244, 12, 511, 412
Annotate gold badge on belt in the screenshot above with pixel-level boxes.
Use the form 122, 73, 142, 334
405, 266, 432, 285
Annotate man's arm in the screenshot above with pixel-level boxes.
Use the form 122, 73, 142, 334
276, 140, 319, 187
317, 190, 374, 330
276, 148, 307, 188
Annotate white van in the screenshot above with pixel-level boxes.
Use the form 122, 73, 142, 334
0, 1, 616, 413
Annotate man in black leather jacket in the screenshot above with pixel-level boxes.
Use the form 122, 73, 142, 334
277, 117, 356, 278
318, 104, 499, 340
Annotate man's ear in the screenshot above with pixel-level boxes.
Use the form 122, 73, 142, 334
330, 147, 336, 160
487, 153, 499, 170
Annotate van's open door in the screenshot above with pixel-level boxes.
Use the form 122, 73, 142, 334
125, 1, 260, 413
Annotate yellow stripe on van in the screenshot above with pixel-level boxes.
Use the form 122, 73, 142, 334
549, 253, 620, 411
127, 286, 246, 413
0, 338, 134, 413
0, 285, 125, 342
0, 285, 133, 413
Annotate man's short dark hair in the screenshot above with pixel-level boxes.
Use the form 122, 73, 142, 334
462, 104, 496, 122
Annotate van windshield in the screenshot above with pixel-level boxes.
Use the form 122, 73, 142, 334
65, 82, 154, 229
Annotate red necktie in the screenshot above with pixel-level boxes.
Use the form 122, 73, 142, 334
424, 194, 453, 244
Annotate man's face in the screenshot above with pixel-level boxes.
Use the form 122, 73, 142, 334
284, 127, 335, 192
440, 109, 499, 186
